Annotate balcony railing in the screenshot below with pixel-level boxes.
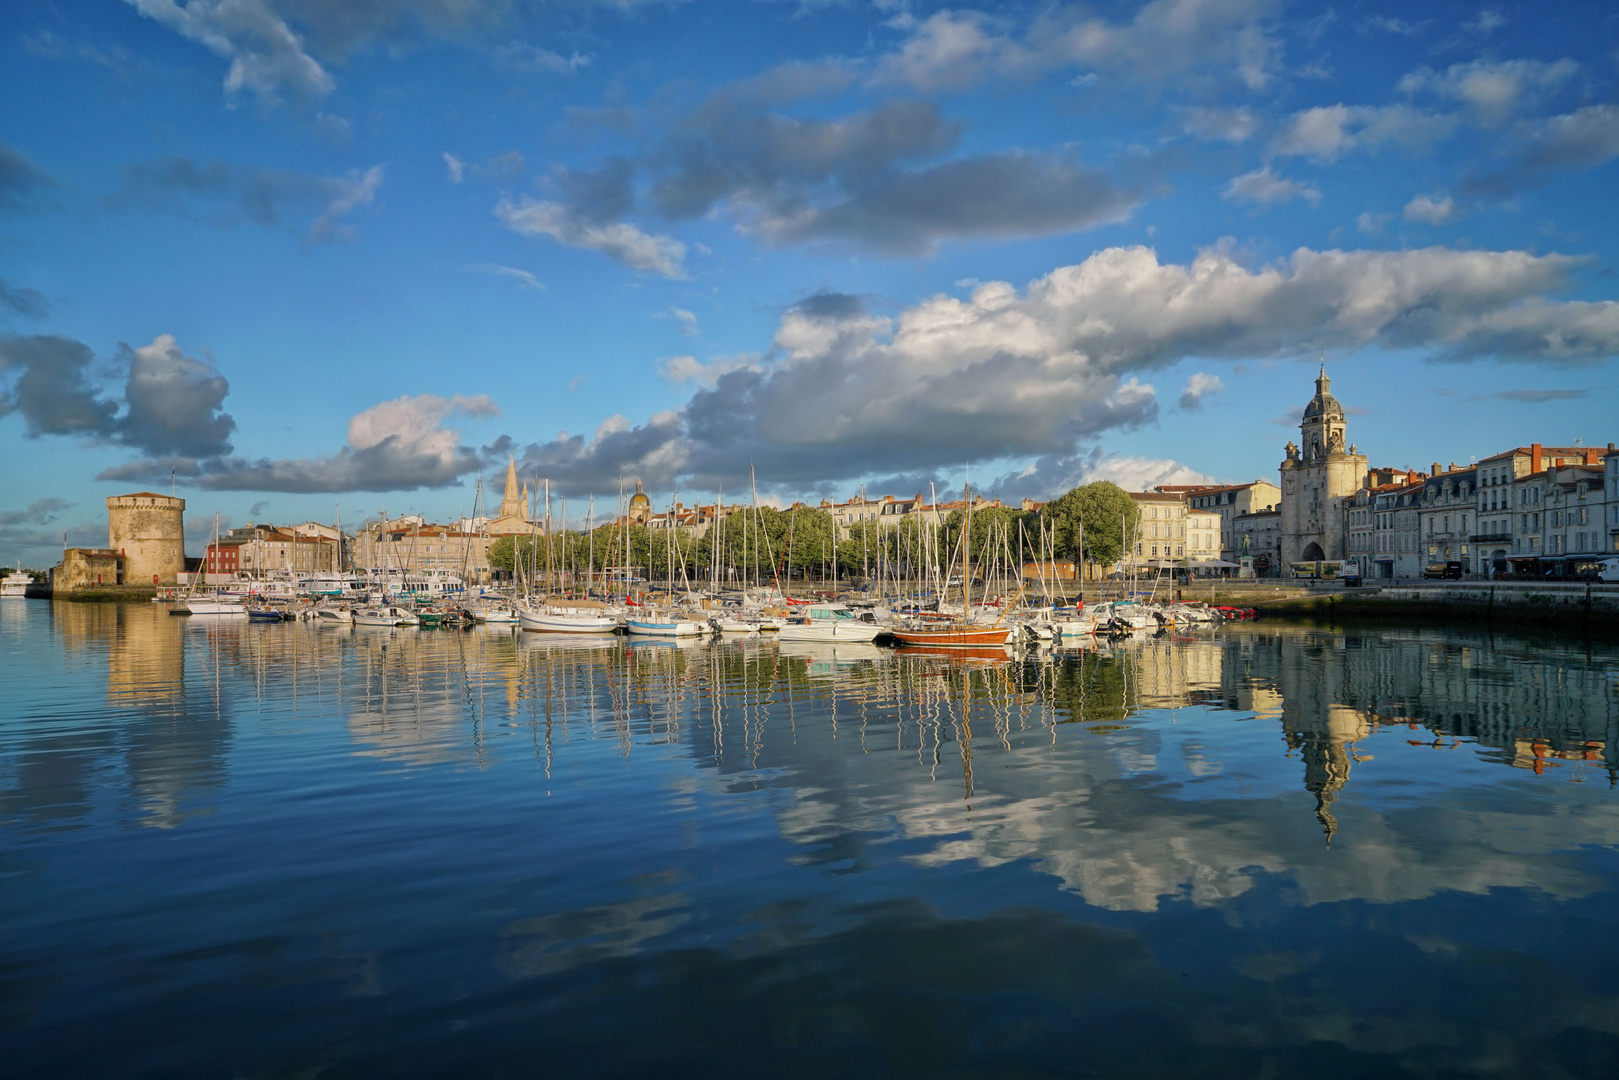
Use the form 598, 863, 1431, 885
1470, 532, 1512, 543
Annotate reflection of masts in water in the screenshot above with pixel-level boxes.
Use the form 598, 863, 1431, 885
959, 668, 974, 806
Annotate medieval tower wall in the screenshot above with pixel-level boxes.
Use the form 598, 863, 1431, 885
106, 493, 186, 585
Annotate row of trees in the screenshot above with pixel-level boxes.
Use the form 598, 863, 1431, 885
486, 482, 1142, 583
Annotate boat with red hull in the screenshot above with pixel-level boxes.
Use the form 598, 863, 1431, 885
888, 625, 1011, 648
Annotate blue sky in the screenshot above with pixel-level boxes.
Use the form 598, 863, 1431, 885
2, 0, 1616, 565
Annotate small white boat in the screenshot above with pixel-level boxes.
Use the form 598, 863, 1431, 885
1, 569, 30, 597
625, 610, 708, 637
311, 604, 353, 624
1088, 601, 1156, 630
518, 606, 620, 634
470, 603, 520, 624
709, 615, 763, 634
353, 605, 419, 626
182, 597, 247, 615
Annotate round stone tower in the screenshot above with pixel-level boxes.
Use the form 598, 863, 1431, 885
107, 492, 186, 586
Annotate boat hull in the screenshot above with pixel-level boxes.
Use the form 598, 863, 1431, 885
520, 609, 620, 633
182, 599, 247, 615
889, 626, 1011, 648
625, 618, 707, 637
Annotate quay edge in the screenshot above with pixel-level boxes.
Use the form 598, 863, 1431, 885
1250, 582, 1619, 637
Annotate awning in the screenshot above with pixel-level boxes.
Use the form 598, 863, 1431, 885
1188, 559, 1241, 568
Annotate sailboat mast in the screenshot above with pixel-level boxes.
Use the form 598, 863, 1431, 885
961, 483, 972, 621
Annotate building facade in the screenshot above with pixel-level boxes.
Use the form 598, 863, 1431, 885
1233, 509, 1281, 575
1417, 464, 1478, 573
1373, 484, 1426, 579
1168, 480, 1281, 562
1127, 490, 1187, 568
52, 548, 126, 590
1279, 368, 1368, 570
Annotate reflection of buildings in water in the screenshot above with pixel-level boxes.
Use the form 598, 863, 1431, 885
122, 608, 229, 829
7, 606, 229, 830
663, 630, 1619, 915
49, 597, 121, 654
107, 603, 185, 710
347, 629, 494, 768
1127, 636, 1226, 711
1232, 629, 1619, 793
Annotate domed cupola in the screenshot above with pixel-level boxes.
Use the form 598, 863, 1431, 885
628, 480, 652, 525
1297, 363, 1348, 461
1302, 367, 1344, 422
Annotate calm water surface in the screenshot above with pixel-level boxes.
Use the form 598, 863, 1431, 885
4, 600, 1619, 1078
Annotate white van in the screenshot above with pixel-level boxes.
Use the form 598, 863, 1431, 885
1598, 558, 1619, 584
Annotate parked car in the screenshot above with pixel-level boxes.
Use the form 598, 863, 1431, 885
1597, 558, 1619, 584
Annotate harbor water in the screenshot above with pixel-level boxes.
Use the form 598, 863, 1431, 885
4, 600, 1619, 1078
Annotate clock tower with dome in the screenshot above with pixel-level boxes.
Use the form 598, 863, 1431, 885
1279, 366, 1367, 569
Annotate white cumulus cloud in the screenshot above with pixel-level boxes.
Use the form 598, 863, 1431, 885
511, 242, 1618, 498
1222, 166, 1321, 207
496, 196, 688, 278
1404, 193, 1456, 224
1179, 372, 1225, 410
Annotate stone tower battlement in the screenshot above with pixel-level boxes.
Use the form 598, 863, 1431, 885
107, 492, 186, 586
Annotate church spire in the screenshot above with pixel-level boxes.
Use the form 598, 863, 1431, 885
499, 455, 523, 520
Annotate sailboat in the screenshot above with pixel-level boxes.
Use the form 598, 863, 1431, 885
517, 479, 622, 633
888, 483, 1011, 649
180, 514, 246, 615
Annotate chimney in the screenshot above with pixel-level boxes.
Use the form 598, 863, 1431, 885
1432, 462, 1440, 477
1530, 443, 1542, 474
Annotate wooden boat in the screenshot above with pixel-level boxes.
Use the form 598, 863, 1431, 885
889, 625, 1011, 648
886, 483, 1011, 649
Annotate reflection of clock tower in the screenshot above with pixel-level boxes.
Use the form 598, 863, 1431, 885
1279, 366, 1367, 568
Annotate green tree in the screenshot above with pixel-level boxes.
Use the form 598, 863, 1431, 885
1041, 482, 1139, 571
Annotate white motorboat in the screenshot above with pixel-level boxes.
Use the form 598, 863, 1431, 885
709, 614, 764, 633
310, 604, 352, 624
518, 605, 620, 634
353, 605, 419, 626
774, 602, 885, 643
1088, 601, 1156, 630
